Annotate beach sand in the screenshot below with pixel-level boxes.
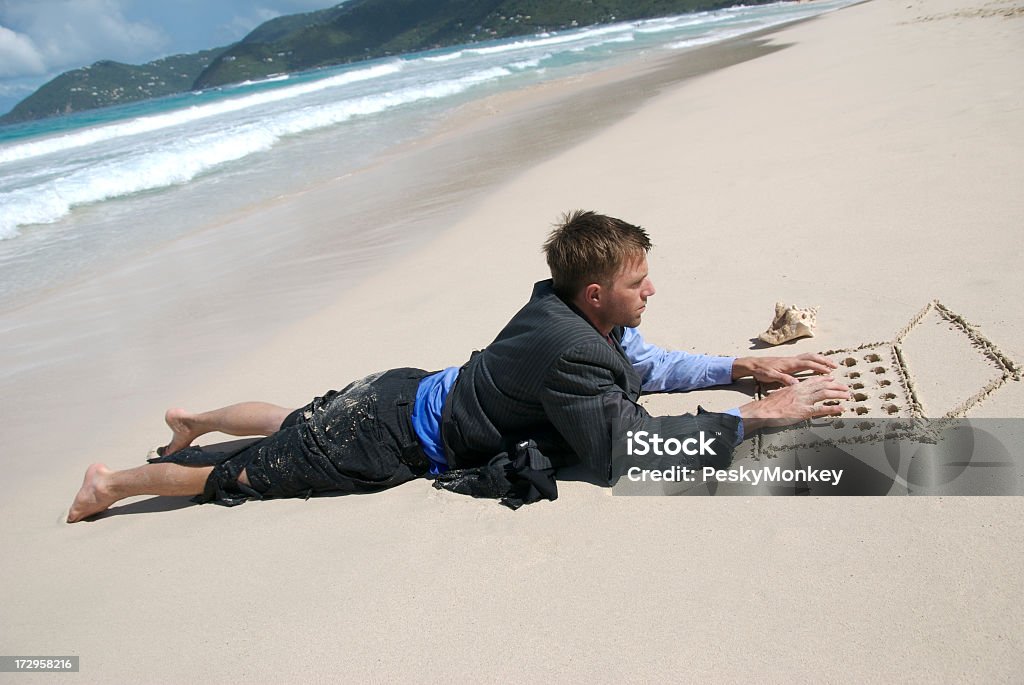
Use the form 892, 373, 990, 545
2, 0, 1023, 680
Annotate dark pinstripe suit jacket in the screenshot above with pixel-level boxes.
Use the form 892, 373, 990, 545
441, 280, 740, 483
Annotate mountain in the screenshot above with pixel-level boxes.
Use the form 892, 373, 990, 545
1, 47, 229, 125
194, 0, 764, 88
2, 0, 771, 124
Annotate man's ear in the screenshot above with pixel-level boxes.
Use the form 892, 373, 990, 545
583, 283, 602, 307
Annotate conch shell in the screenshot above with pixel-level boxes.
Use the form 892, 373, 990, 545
758, 302, 818, 345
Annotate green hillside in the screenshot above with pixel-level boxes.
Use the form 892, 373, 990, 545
196, 0, 770, 88
1, 48, 228, 125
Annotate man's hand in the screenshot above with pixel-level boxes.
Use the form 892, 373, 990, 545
738, 376, 851, 433
733, 353, 838, 386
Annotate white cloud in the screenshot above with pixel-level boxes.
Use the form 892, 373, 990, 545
0, 24, 45, 77
0, 0, 169, 78
279, 1, 344, 11
0, 76, 40, 97
220, 2, 343, 42
222, 7, 282, 41
255, 7, 286, 21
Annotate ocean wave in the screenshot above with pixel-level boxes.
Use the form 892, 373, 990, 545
422, 51, 464, 63
0, 128, 276, 240
466, 23, 635, 57
665, 28, 747, 50
237, 73, 292, 87
0, 61, 404, 166
0, 66, 513, 238
660, 5, 817, 52
508, 53, 553, 71
634, 16, 711, 34
665, 15, 798, 52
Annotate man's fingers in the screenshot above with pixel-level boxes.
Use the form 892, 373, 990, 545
757, 368, 796, 387
768, 376, 821, 397
779, 372, 799, 386
802, 361, 835, 375
811, 404, 845, 418
796, 375, 835, 388
816, 391, 853, 405
791, 353, 837, 375
799, 352, 838, 369
803, 377, 850, 417
789, 353, 835, 375
800, 376, 848, 392
810, 381, 851, 397
794, 377, 850, 404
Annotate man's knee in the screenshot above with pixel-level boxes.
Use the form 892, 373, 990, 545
276, 406, 306, 432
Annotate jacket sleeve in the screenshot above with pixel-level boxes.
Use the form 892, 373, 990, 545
540, 341, 740, 484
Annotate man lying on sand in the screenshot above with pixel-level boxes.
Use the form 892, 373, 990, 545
68, 210, 850, 522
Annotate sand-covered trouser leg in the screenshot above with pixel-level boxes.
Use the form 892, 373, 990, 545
148, 368, 432, 506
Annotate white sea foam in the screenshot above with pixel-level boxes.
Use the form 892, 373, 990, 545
634, 16, 711, 34
508, 53, 552, 71
0, 128, 276, 239
237, 74, 292, 86
423, 51, 464, 62
664, 15, 800, 50
0, 61, 404, 165
665, 32, 737, 50
466, 23, 634, 57
0, 65, 513, 238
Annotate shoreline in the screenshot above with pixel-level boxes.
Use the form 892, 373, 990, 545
0, 5, 843, 316
0, 23, 801, 322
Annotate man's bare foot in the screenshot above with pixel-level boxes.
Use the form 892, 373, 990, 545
67, 464, 115, 523
160, 408, 198, 456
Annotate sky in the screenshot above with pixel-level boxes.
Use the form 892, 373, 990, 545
0, 0, 342, 115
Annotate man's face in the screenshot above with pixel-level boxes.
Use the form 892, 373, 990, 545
603, 253, 656, 329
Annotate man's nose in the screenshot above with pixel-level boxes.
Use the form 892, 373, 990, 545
644, 279, 656, 298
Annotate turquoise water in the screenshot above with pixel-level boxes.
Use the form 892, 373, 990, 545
0, 0, 856, 310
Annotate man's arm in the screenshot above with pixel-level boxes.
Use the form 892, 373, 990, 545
622, 327, 839, 390
621, 328, 846, 445
542, 340, 850, 482
620, 327, 734, 393
541, 340, 741, 482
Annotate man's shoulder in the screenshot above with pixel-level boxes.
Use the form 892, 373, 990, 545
500, 280, 602, 349
488, 283, 626, 384
523, 279, 569, 317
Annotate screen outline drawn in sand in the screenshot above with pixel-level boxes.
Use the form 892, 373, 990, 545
752, 300, 1022, 460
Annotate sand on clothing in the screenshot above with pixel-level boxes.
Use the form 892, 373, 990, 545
2, 0, 1022, 681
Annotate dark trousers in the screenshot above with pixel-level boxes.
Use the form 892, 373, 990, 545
149, 368, 432, 506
